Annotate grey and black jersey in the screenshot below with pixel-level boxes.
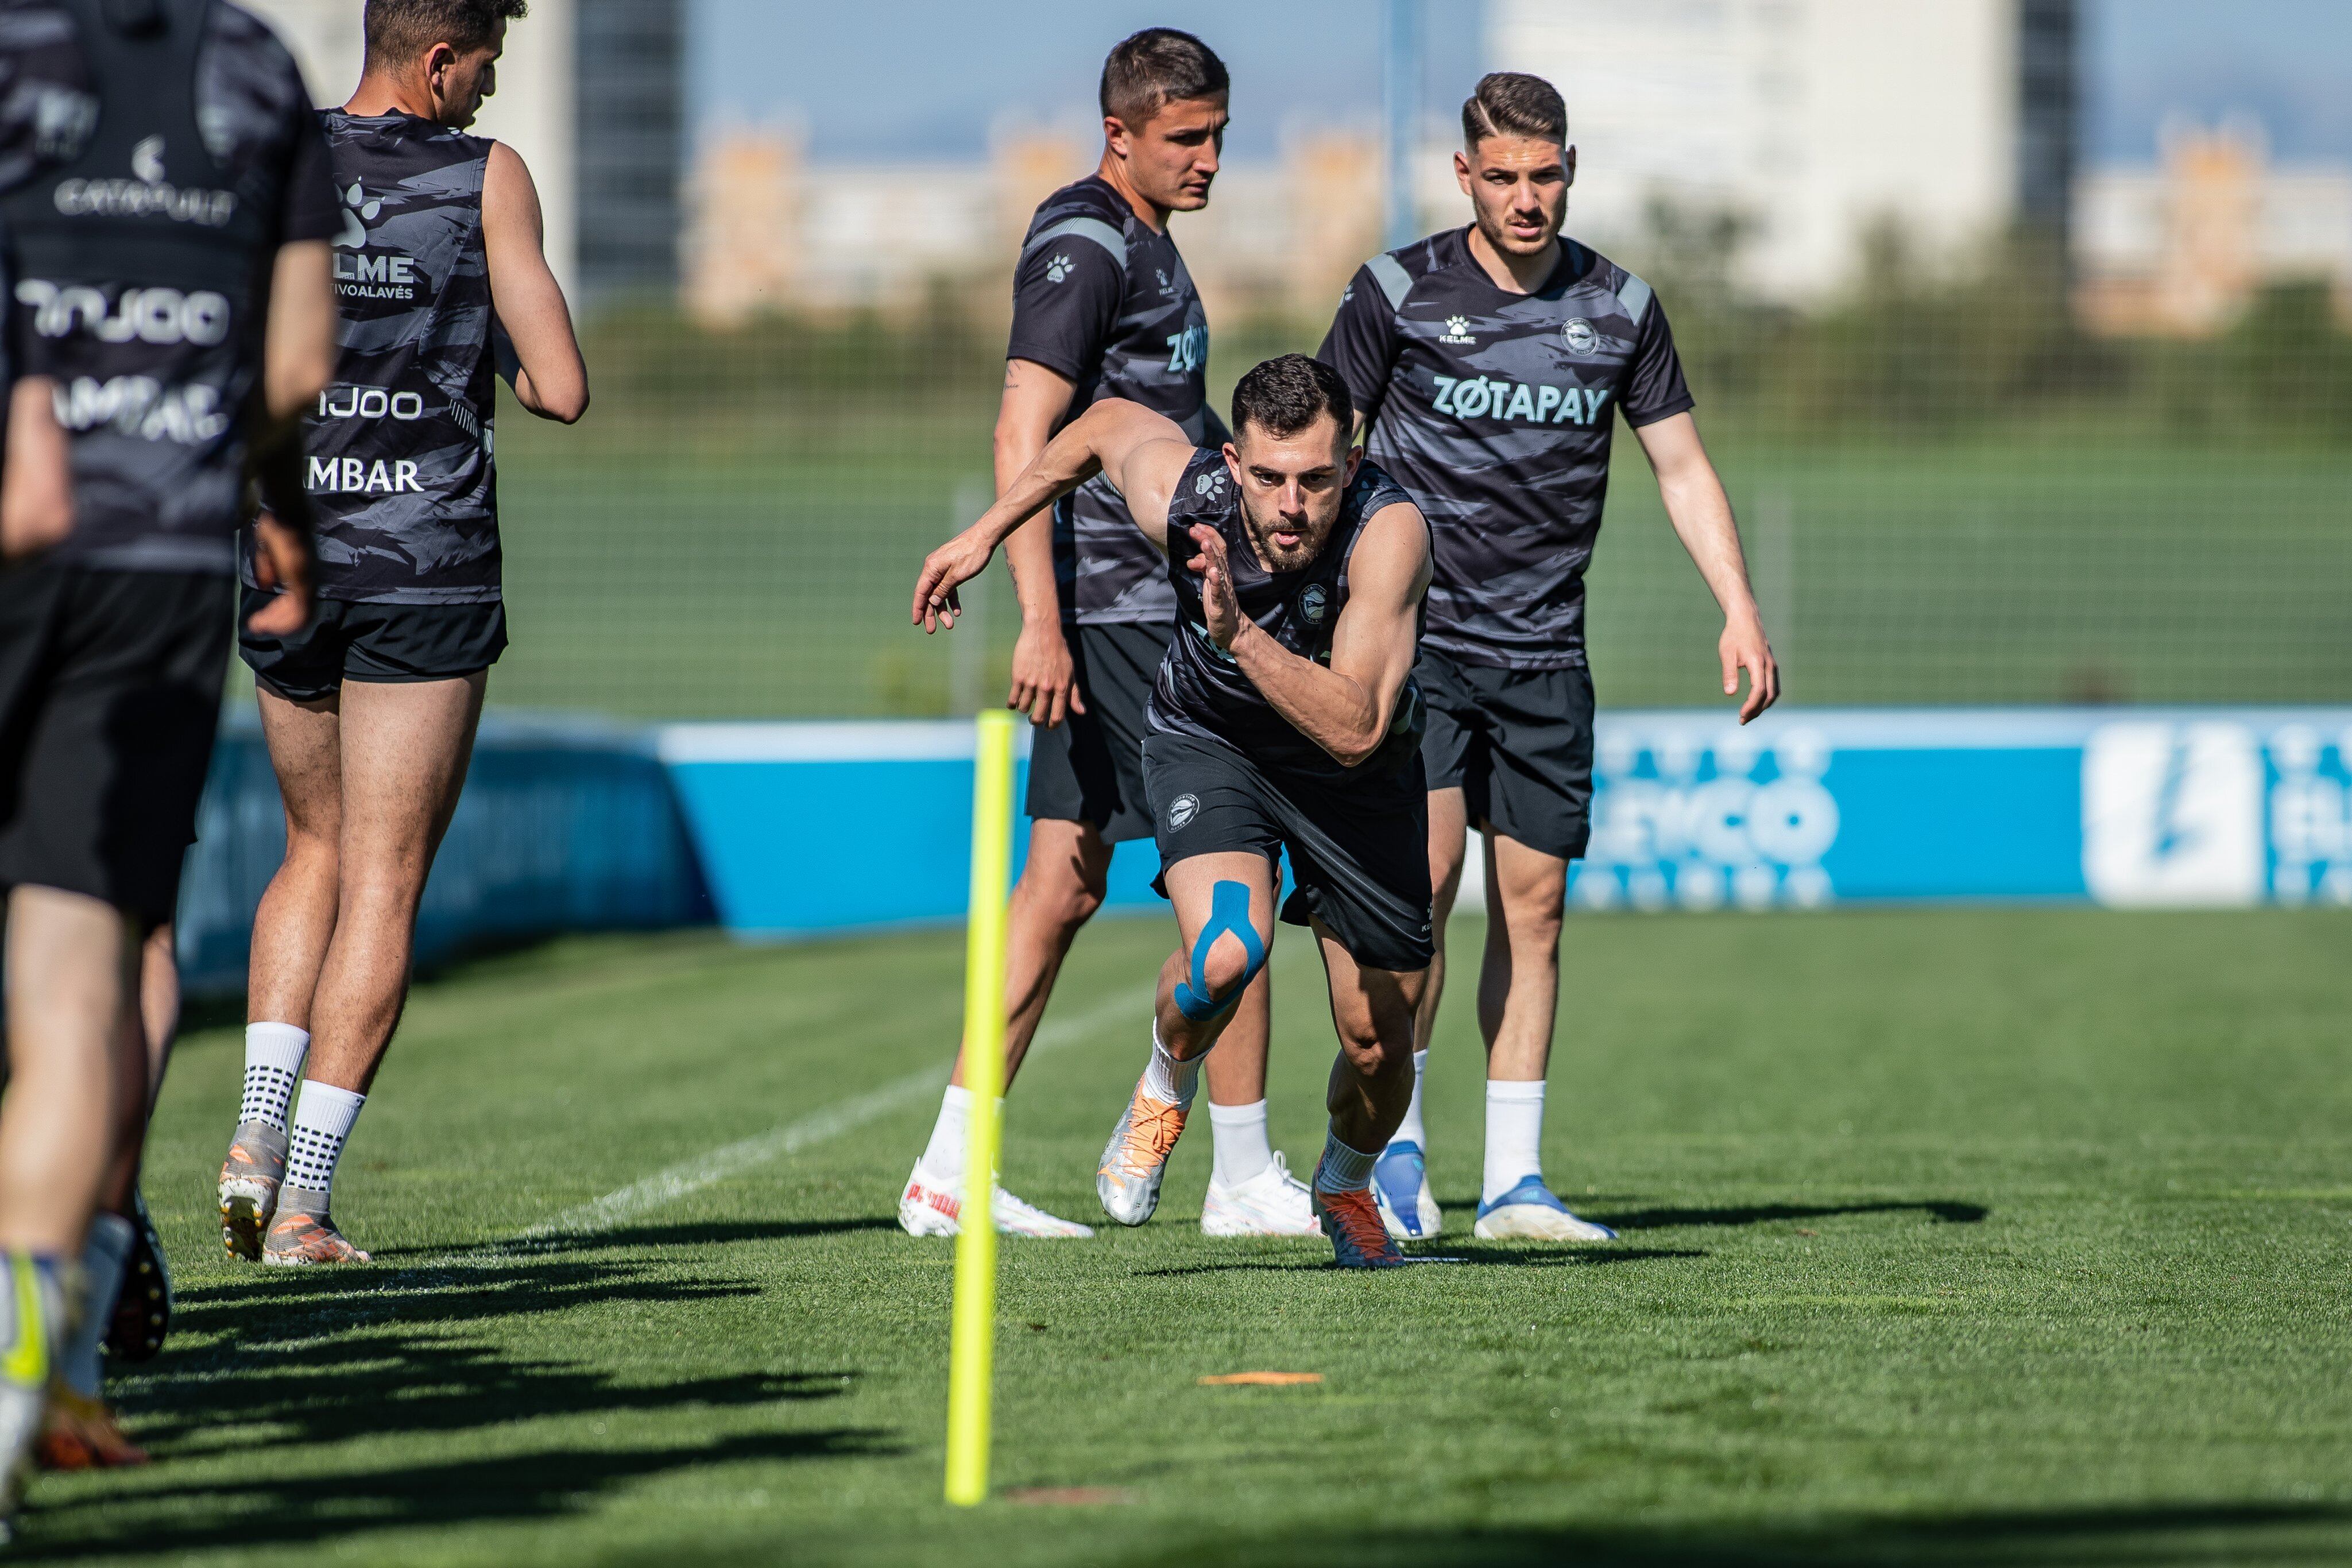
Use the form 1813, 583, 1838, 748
1008, 175, 1215, 625
0, 0, 336, 574
1318, 229, 1692, 670
1148, 447, 1422, 783
285, 110, 497, 603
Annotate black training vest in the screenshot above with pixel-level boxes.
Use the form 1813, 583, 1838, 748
1, 0, 278, 573
1148, 447, 1425, 782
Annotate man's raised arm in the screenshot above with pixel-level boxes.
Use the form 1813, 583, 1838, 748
912, 399, 1194, 632
1201, 501, 1430, 768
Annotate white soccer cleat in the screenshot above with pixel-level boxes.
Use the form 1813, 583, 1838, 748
1096, 1079, 1188, 1227
1200, 1152, 1321, 1237
1372, 1140, 1442, 1240
897, 1163, 1094, 1239
1472, 1176, 1619, 1242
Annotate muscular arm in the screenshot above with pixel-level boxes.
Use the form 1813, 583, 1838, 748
1633, 411, 1779, 722
1206, 502, 1430, 768
995, 358, 1080, 723
261, 240, 335, 429
913, 399, 1193, 632
484, 141, 589, 424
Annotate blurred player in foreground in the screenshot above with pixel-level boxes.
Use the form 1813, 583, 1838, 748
1321, 72, 1777, 1241
220, 0, 587, 1267
0, 0, 335, 1511
900, 28, 1318, 1243
915, 357, 1433, 1268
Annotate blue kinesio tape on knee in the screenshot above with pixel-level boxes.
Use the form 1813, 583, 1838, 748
1173, 880, 1265, 1022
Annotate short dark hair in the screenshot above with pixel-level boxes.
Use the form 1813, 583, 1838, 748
1099, 28, 1228, 128
1462, 71, 1566, 148
1232, 355, 1352, 443
363, 0, 526, 67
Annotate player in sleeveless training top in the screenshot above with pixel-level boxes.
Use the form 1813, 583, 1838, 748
0, 0, 338, 1504
218, 0, 587, 1268
915, 357, 1435, 1269
899, 29, 1320, 1245
1320, 73, 1780, 1244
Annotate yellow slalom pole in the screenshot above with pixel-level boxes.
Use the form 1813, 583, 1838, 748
945, 707, 1017, 1507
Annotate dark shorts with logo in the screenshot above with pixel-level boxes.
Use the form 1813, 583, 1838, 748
0, 564, 232, 925
1142, 728, 1433, 973
238, 591, 507, 702
1418, 645, 1596, 861
1024, 620, 1167, 845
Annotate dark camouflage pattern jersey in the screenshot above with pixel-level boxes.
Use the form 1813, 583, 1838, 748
1007, 175, 1217, 625
1149, 447, 1423, 783
1319, 229, 1692, 670
0, 0, 335, 574
289, 110, 498, 603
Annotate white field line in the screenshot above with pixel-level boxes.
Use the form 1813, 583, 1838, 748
432, 982, 1154, 1266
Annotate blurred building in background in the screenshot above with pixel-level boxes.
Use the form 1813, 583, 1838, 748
241, 0, 679, 311
1483, 0, 2077, 302
2074, 118, 2352, 336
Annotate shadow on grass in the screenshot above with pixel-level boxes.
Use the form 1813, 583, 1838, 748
369, 1216, 899, 1261
18, 1428, 898, 1559
1135, 1246, 1707, 1278
1115, 1501, 2352, 1567
1595, 1200, 1991, 1232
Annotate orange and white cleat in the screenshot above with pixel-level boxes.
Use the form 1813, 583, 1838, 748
261, 1206, 371, 1267
35, 1386, 147, 1470
218, 1121, 287, 1261
1313, 1184, 1408, 1269
1096, 1079, 1189, 1226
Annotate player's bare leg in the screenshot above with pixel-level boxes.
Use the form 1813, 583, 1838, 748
0, 888, 136, 1493
1308, 919, 1423, 1267
80, 926, 176, 1380
221, 688, 343, 1259
258, 675, 482, 1265
1097, 852, 1275, 1226
1472, 831, 1612, 1241
1377, 785, 1467, 1237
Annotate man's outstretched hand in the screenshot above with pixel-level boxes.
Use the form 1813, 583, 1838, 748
1720, 613, 1780, 723
912, 528, 996, 633
245, 513, 315, 636
1186, 524, 1243, 650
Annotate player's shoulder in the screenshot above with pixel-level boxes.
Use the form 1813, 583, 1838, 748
208, 2, 310, 99
1021, 175, 1133, 266
1562, 238, 1660, 329
1166, 444, 1231, 514
1348, 459, 1415, 520
1345, 227, 1475, 315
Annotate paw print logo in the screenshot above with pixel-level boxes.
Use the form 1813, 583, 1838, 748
1044, 253, 1073, 284
1446, 316, 1469, 335
335, 181, 382, 249
1194, 470, 1224, 497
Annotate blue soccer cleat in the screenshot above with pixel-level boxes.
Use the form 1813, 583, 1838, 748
1372, 1140, 1442, 1240
1473, 1177, 1618, 1242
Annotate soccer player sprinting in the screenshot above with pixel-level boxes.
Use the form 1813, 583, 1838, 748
0, 0, 336, 1507
899, 29, 1318, 1242
217, 0, 587, 1267
1319, 73, 1779, 1242
916, 357, 1434, 1269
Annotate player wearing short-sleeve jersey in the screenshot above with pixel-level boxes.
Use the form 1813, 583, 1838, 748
1318, 73, 1778, 1245
899, 30, 1320, 1245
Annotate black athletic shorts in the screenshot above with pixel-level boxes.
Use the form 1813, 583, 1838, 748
1418, 646, 1596, 861
238, 590, 507, 702
0, 564, 232, 925
1142, 729, 1433, 973
1024, 620, 1168, 845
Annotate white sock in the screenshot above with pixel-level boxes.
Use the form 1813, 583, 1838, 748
1314, 1128, 1378, 1193
1483, 1079, 1546, 1205
1208, 1099, 1273, 1190
239, 1022, 310, 1131
61, 1214, 136, 1398
1142, 1023, 1203, 1106
284, 1081, 366, 1202
1390, 1049, 1429, 1151
919, 1085, 973, 1183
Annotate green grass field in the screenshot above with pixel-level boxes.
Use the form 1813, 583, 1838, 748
30, 907, 2352, 1565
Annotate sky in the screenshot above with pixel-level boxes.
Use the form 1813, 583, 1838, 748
690, 0, 2352, 167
